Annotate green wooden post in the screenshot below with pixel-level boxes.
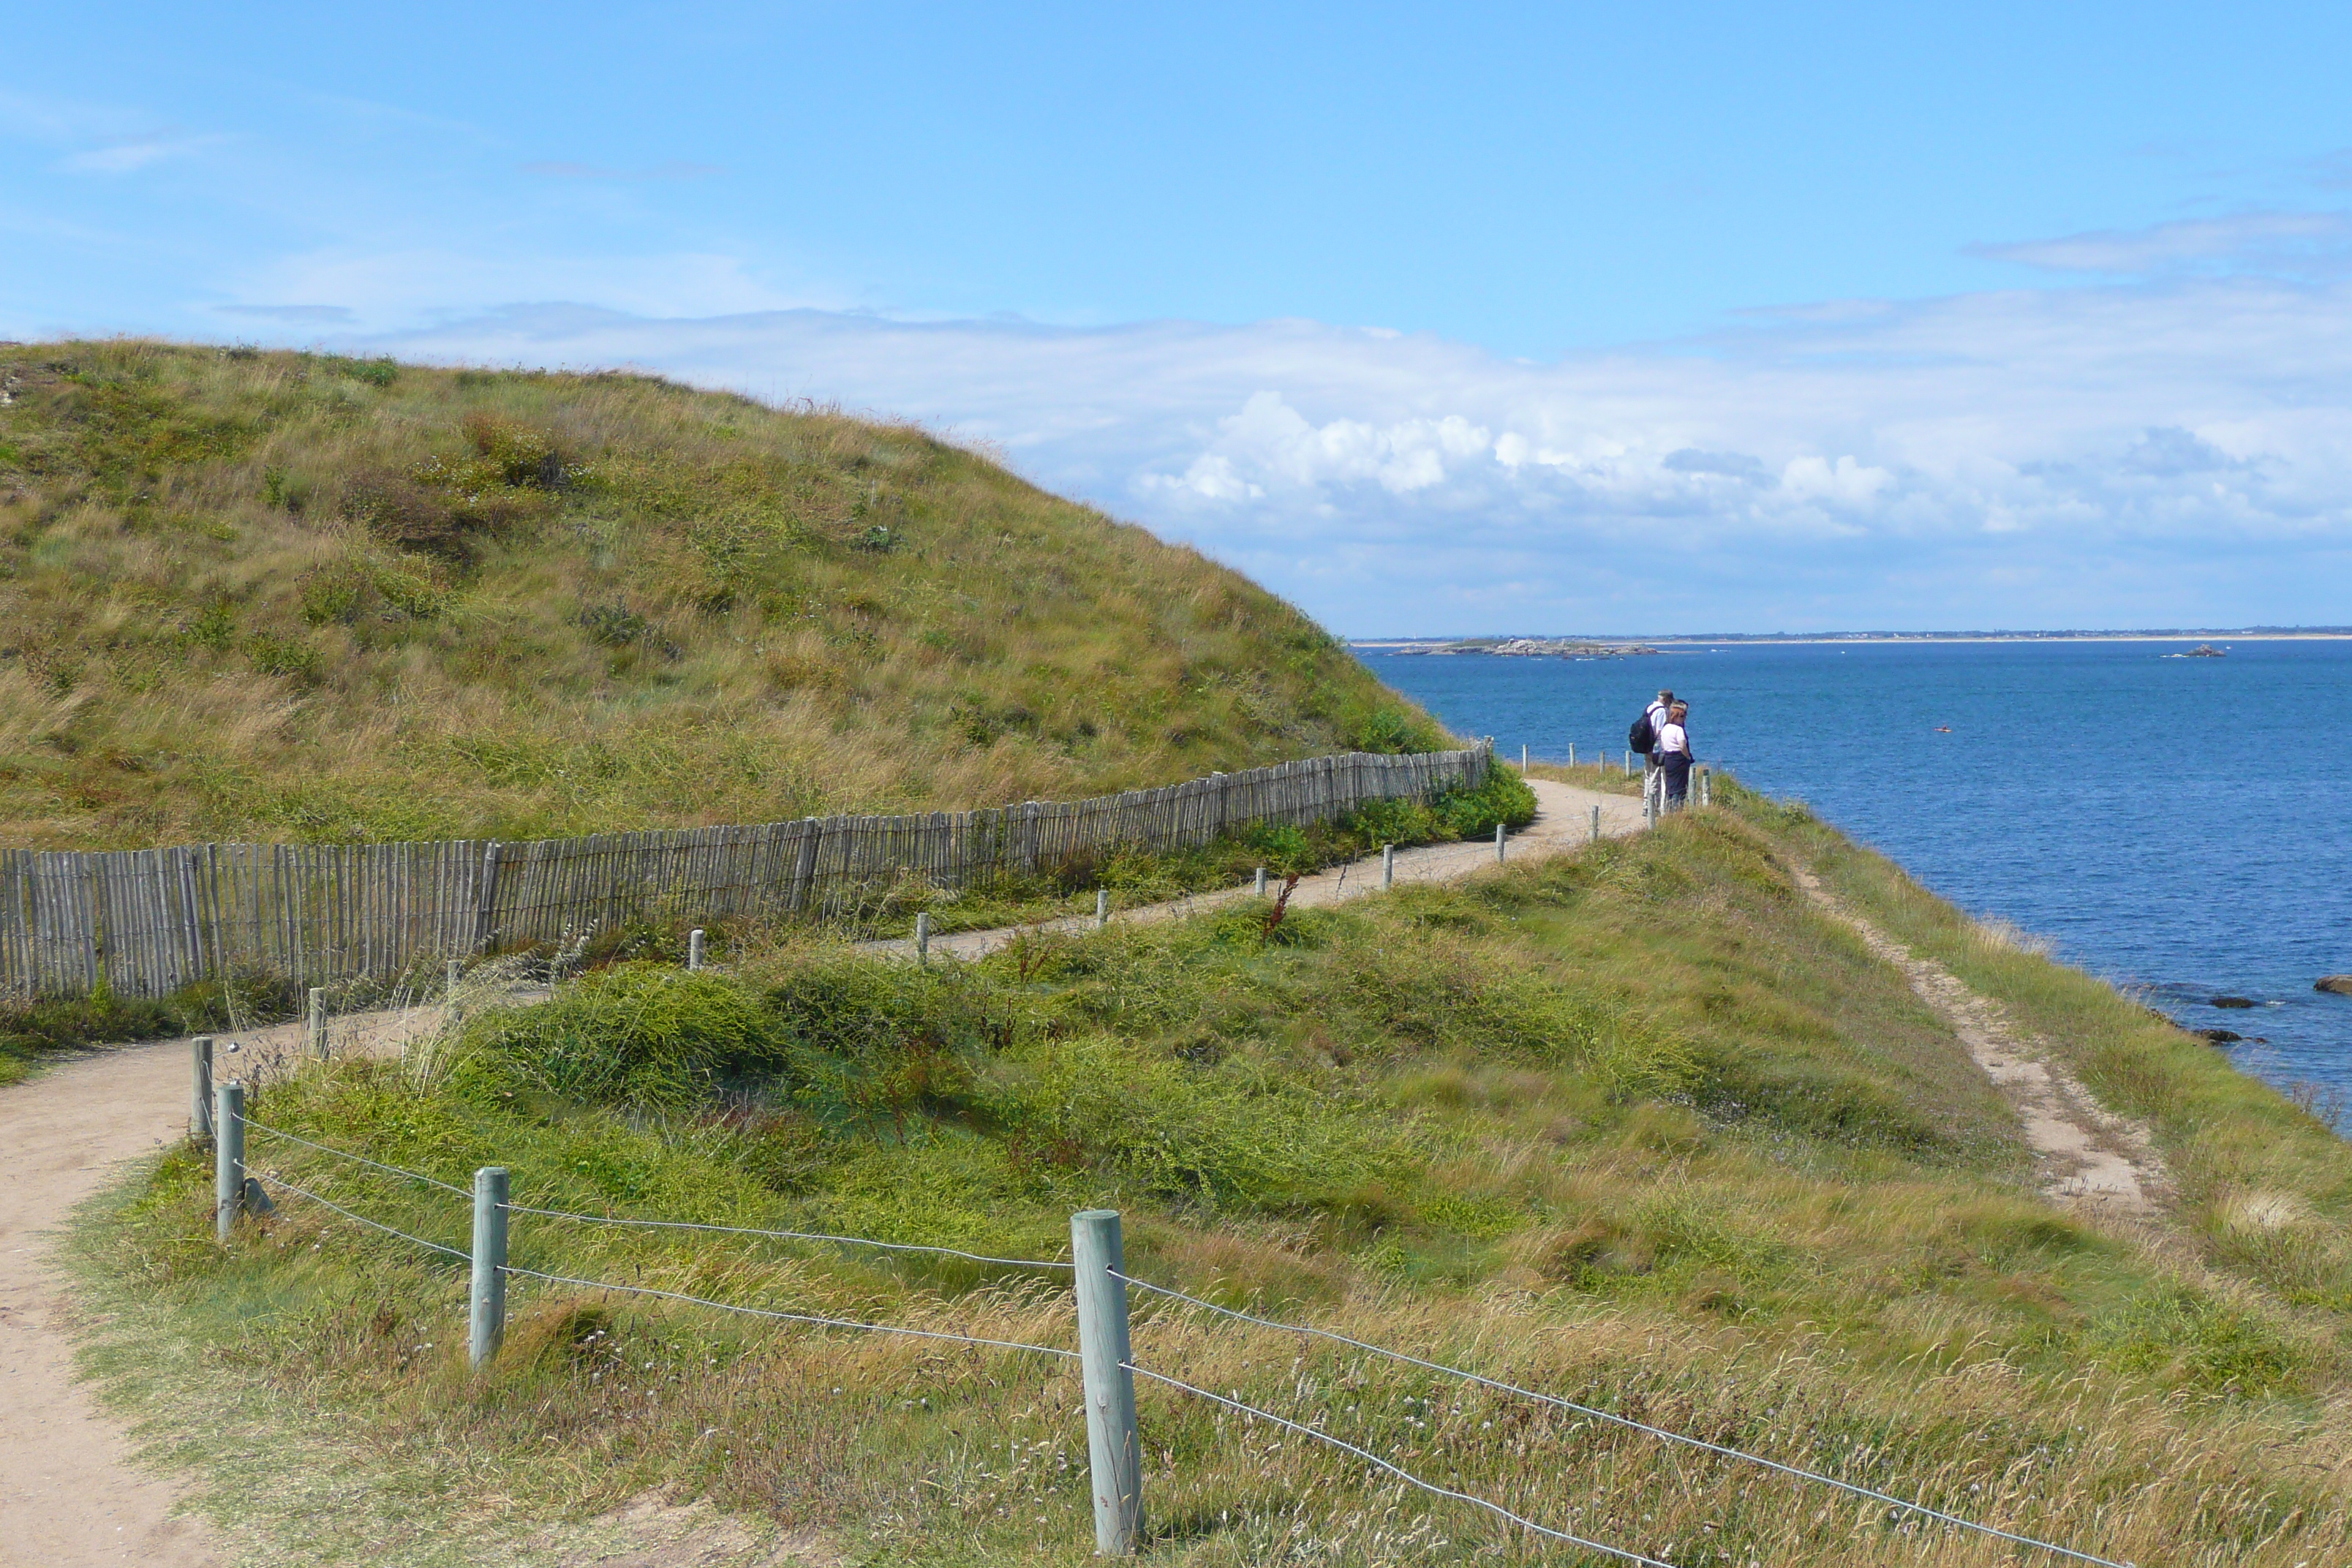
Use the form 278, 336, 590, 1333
190, 1036, 214, 1140
1071, 1210, 1142, 1555
214, 1080, 244, 1243
469, 1167, 508, 1368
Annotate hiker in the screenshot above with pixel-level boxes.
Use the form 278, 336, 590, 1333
1635, 689, 1673, 813
1654, 701, 1695, 810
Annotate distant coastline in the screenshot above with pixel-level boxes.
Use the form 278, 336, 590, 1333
1357, 627, 2352, 652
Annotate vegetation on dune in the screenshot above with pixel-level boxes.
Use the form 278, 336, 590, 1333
0, 340, 1441, 851
875, 761, 1537, 936
83, 791, 2352, 1564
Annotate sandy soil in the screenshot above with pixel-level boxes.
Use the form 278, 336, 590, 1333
1, 1035, 222, 1567
1792, 867, 2170, 1215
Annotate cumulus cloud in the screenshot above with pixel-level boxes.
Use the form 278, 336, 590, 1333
329, 220, 2352, 633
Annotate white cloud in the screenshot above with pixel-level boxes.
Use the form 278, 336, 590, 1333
315, 220, 2352, 633
1974, 209, 2352, 279
222, 249, 826, 333
57, 133, 225, 175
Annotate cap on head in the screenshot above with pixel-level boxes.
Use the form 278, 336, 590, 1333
1658, 689, 1674, 701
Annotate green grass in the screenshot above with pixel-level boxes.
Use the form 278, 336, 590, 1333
72, 796, 2352, 1564
0, 341, 1444, 851
0, 969, 296, 1085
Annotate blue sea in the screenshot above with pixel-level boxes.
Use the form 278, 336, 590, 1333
1362, 638, 2352, 1105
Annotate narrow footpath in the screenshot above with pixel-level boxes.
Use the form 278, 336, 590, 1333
1790, 866, 2169, 1215
870, 775, 1647, 962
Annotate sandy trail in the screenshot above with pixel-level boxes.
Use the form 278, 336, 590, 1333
1792, 866, 2168, 1215
0, 1003, 461, 1568
870, 775, 1646, 962
0, 780, 1640, 1566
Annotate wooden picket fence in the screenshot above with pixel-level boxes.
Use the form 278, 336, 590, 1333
0, 742, 1491, 1000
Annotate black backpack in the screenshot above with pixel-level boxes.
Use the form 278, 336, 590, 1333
1628, 709, 1656, 753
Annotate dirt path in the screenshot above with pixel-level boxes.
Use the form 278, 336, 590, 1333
0, 1003, 462, 1568
1, 1036, 222, 1567
0, 781, 1640, 1565
870, 776, 1646, 962
1791, 866, 2168, 1215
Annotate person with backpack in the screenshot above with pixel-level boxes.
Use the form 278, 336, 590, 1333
1654, 701, 1695, 810
1632, 690, 1673, 813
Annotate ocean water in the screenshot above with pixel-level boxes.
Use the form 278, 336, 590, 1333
1362, 638, 2352, 1104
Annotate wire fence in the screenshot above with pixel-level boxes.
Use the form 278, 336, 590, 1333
219, 1110, 2132, 1568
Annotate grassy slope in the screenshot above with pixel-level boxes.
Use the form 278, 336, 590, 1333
78, 788, 2352, 1566
0, 341, 1439, 850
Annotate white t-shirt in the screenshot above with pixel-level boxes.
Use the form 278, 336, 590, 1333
1656, 720, 1689, 756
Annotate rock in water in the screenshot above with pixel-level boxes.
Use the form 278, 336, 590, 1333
2318, 976, 2352, 995
2194, 1028, 2242, 1044
2212, 995, 2258, 1009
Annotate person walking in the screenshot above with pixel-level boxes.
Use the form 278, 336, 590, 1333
1640, 689, 1673, 815
1654, 701, 1695, 810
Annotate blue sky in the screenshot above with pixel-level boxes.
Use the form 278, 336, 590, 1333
7, 1, 2352, 633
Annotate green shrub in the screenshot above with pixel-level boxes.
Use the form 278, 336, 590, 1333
463, 962, 779, 1109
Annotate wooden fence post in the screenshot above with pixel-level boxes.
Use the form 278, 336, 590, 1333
190, 1036, 214, 1139
307, 987, 326, 1059
1382, 845, 1395, 891
1591, 805, 1601, 843
687, 928, 705, 971
1096, 889, 1109, 929
1253, 867, 1267, 898
915, 911, 931, 965
1496, 822, 1507, 862
214, 1080, 244, 1243
470, 1166, 508, 1368
473, 840, 503, 951
1072, 1210, 1142, 1556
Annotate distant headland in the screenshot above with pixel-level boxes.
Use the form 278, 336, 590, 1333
1357, 627, 2352, 655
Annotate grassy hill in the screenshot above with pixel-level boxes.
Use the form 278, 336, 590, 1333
80, 788, 2352, 1566
0, 340, 1439, 851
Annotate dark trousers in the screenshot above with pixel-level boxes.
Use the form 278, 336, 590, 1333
1660, 753, 1692, 806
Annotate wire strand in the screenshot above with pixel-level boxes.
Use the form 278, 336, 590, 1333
246, 1168, 472, 1262
1125, 1362, 1673, 1568
500, 1264, 1081, 1360
499, 1205, 1072, 1272
1112, 1270, 2130, 1568
238, 1116, 473, 1197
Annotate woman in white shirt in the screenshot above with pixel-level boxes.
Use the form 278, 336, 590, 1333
1655, 701, 1694, 810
